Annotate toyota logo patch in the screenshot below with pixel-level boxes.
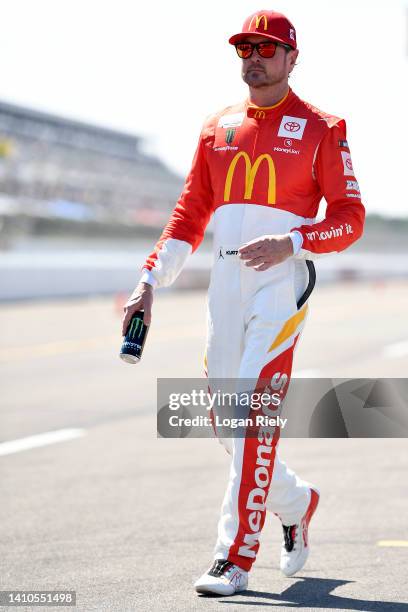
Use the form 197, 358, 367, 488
284, 121, 301, 132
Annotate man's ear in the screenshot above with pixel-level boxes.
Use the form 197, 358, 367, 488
289, 49, 299, 73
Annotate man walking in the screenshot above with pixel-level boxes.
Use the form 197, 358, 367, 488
123, 10, 365, 596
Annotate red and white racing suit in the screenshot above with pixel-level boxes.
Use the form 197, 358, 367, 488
141, 88, 365, 571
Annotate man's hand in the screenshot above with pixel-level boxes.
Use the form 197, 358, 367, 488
238, 234, 294, 271
122, 282, 153, 336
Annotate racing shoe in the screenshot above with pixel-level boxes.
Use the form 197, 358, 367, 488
280, 488, 320, 577
194, 559, 248, 595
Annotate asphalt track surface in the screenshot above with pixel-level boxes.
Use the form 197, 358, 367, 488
1, 281, 408, 611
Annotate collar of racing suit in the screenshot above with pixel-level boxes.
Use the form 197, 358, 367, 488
246, 86, 293, 119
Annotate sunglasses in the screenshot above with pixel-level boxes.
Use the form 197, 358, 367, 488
234, 41, 292, 59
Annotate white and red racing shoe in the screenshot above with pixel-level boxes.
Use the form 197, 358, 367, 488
280, 487, 320, 577
194, 559, 248, 596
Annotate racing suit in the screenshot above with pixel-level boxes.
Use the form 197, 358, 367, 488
141, 87, 365, 571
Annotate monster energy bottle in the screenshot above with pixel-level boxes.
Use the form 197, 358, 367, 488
119, 311, 149, 364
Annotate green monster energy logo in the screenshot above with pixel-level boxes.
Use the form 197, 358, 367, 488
128, 317, 144, 340
225, 128, 236, 145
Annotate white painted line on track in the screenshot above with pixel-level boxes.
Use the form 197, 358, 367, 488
382, 340, 408, 359
292, 368, 322, 378
0, 428, 86, 457
377, 540, 408, 547
292, 338, 408, 377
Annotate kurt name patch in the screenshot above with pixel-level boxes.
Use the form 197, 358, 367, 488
218, 113, 245, 129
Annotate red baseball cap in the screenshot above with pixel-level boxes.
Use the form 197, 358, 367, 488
229, 10, 297, 49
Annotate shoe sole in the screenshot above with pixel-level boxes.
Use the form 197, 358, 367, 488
195, 584, 247, 596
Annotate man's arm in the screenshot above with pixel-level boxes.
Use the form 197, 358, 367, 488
142, 124, 215, 288
239, 120, 365, 271
122, 121, 215, 333
290, 120, 365, 257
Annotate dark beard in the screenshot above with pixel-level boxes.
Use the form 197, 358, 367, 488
242, 68, 277, 88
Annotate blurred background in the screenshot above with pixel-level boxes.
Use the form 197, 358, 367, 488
1, 1, 408, 610
0, 0, 407, 299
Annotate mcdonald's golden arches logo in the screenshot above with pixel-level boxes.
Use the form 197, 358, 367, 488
254, 110, 266, 119
224, 152, 276, 205
249, 14, 268, 31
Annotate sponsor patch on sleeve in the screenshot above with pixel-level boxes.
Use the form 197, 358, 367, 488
346, 180, 360, 192
338, 139, 349, 149
341, 151, 355, 176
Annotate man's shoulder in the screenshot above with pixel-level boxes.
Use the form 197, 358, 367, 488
292, 92, 344, 130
